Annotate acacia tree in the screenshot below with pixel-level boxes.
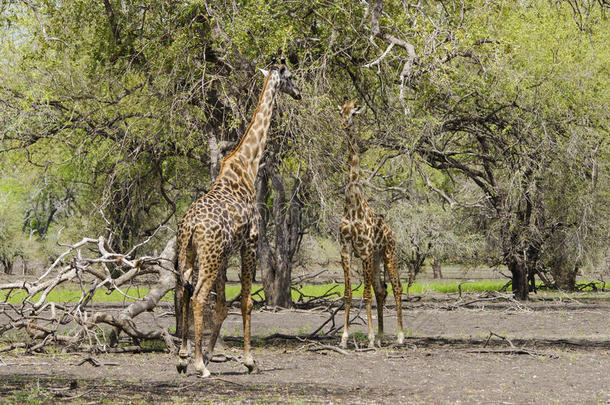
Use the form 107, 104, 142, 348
1, 0, 608, 308
329, 0, 609, 300
1, 0, 314, 307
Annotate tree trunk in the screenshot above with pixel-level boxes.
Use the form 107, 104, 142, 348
262, 257, 293, 308
551, 262, 578, 291
432, 256, 442, 279
508, 258, 529, 301
1, 257, 13, 275
256, 163, 304, 308
528, 270, 537, 293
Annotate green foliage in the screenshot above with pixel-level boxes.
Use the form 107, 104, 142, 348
0, 172, 38, 273
0, 0, 607, 295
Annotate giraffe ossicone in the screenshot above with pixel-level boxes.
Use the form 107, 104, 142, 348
175, 63, 301, 377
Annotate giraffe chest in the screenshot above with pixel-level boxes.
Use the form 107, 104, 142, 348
341, 205, 391, 256
341, 218, 375, 255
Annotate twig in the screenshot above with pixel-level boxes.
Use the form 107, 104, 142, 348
210, 377, 247, 387
74, 356, 120, 367
484, 331, 515, 348
306, 344, 350, 355
57, 389, 94, 401
209, 353, 240, 363
354, 347, 376, 353
467, 348, 558, 359
478, 331, 558, 358
76, 357, 101, 367
308, 303, 343, 338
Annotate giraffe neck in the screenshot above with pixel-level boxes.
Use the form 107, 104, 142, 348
218, 70, 280, 191
345, 125, 365, 208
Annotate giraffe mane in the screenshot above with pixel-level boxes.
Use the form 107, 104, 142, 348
219, 69, 276, 171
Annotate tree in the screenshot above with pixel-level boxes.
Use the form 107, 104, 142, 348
1, 0, 608, 306
256, 159, 306, 307
337, 0, 609, 299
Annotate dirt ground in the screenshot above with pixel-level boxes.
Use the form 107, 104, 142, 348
1, 295, 609, 404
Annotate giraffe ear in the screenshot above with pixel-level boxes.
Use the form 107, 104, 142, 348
259, 68, 269, 77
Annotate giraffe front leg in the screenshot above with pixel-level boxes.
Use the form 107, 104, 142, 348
362, 256, 375, 348
339, 235, 352, 349
240, 242, 258, 373
372, 258, 387, 346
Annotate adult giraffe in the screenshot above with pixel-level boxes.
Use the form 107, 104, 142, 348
338, 98, 404, 349
176, 63, 301, 377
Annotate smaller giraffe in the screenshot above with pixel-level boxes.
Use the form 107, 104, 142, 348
338, 98, 404, 349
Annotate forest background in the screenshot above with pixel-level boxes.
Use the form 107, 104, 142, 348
0, 0, 608, 304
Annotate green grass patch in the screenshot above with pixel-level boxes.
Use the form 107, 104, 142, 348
1, 285, 167, 305
407, 280, 511, 294
293, 279, 512, 298
2, 279, 606, 306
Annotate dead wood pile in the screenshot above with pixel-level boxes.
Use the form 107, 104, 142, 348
0, 232, 177, 354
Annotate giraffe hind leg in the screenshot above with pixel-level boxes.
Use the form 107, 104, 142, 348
203, 268, 228, 366
240, 242, 258, 373
177, 242, 195, 374
176, 279, 192, 374
362, 255, 376, 348
191, 274, 216, 378
339, 235, 352, 349
189, 242, 223, 377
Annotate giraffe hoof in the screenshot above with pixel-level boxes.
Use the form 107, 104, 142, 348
245, 360, 259, 374
198, 369, 211, 378
194, 359, 211, 378
176, 363, 187, 374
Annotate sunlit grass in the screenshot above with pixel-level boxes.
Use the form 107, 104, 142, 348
2, 280, 606, 305
407, 280, 510, 294
1, 286, 158, 305
292, 280, 511, 297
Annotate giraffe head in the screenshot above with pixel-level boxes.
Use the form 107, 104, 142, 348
340, 97, 365, 128
260, 63, 301, 100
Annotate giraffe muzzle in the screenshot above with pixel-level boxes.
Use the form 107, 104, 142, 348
288, 87, 302, 100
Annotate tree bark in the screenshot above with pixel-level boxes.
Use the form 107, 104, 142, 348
508, 257, 529, 301
432, 256, 443, 279
551, 262, 578, 291
256, 163, 304, 308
